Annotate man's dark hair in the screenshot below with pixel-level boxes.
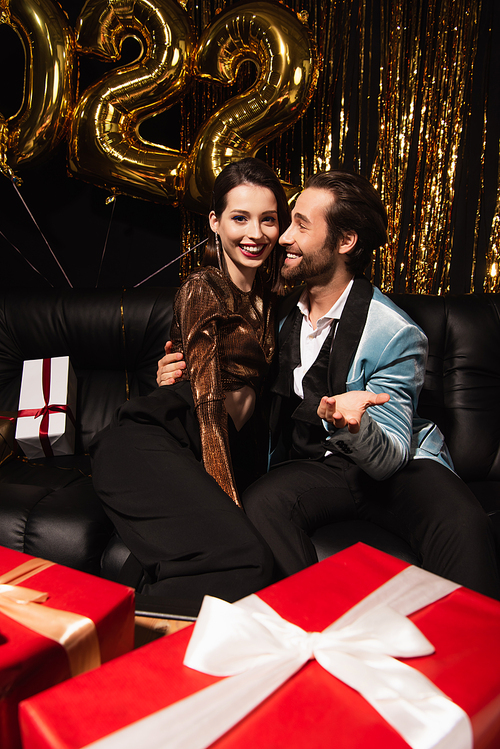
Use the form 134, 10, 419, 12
202, 157, 289, 293
305, 170, 388, 275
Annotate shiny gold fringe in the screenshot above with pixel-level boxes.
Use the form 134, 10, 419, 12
483, 156, 500, 293
179, 0, 493, 295
372, 0, 483, 293
471, 95, 488, 292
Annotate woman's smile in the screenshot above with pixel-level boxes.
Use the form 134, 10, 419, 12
239, 242, 269, 257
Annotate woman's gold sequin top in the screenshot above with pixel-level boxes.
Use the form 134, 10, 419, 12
170, 266, 276, 506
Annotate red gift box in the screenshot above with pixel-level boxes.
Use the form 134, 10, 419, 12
18, 544, 500, 749
0, 546, 135, 749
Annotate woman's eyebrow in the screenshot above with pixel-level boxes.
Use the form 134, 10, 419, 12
228, 208, 278, 215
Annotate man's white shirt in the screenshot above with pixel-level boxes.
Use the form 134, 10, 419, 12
293, 278, 354, 398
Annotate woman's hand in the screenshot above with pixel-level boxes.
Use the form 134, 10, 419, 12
157, 341, 186, 386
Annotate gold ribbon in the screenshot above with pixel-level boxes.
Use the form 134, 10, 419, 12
0, 557, 101, 676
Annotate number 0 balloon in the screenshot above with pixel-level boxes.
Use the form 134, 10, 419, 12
0, 0, 75, 171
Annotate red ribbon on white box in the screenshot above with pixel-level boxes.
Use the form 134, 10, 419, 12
17, 358, 75, 457
83, 565, 473, 749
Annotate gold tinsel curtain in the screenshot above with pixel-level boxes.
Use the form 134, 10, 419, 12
180, 0, 500, 294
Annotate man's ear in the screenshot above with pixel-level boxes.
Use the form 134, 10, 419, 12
338, 231, 358, 255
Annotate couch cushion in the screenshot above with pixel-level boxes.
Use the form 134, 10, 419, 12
0, 479, 113, 575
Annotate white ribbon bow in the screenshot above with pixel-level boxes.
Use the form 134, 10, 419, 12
85, 565, 473, 749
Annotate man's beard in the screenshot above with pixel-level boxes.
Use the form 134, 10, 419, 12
281, 245, 337, 285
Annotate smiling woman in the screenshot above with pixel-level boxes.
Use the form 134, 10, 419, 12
89, 157, 290, 618
209, 183, 279, 291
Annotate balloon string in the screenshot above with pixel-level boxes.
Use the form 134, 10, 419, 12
11, 180, 73, 288
133, 238, 208, 287
95, 197, 117, 288
0, 228, 54, 287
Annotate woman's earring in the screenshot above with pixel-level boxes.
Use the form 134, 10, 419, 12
215, 232, 222, 270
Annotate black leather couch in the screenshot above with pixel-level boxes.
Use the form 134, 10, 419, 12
0, 287, 174, 582
0, 287, 499, 597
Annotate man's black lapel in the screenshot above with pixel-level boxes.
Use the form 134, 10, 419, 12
270, 286, 304, 398
277, 286, 304, 346
329, 276, 373, 395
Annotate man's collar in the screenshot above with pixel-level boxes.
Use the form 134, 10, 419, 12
297, 278, 354, 325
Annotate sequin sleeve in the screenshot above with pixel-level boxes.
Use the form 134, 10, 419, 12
172, 275, 241, 507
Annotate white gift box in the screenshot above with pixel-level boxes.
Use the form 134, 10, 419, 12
15, 357, 77, 459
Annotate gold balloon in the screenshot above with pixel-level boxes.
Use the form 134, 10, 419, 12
69, 0, 194, 205
182, 0, 319, 214
0, 0, 75, 169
